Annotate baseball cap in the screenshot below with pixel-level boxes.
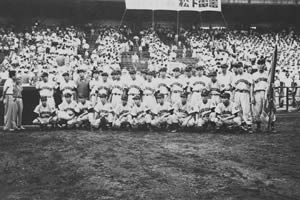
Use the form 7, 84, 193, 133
133, 95, 141, 100
40, 96, 48, 101
221, 64, 228, 69
201, 89, 209, 97
180, 93, 188, 98
156, 93, 164, 99
173, 67, 180, 72
62, 72, 69, 77
41, 72, 49, 77
98, 93, 107, 98
64, 93, 72, 98
220, 92, 230, 99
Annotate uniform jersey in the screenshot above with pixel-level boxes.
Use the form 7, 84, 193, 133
198, 100, 216, 118
128, 77, 143, 95
96, 79, 112, 95
111, 79, 124, 95
152, 102, 173, 116
208, 81, 221, 95
156, 77, 171, 94
60, 80, 76, 95
215, 102, 240, 118
131, 103, 150, 117
252, 71, 268, 92
36, 81, 56, 97
58, 101, 79, 116
34, 103, 56, 118
190, 76, 210, 92
143, 80, 157, 96
232, 73, 253, 92
89, 78, 100, 91
170, 76, 186, 93
114, 103, 132, 117
218, 72, 232, 91
77, 100, 92, 114
94, 101, 113, 114
174, 101, 191, 118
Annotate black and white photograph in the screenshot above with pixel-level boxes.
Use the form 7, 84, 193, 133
0, 0, 299, 199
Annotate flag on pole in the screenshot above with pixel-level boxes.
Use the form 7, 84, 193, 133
261, 45, 278, 129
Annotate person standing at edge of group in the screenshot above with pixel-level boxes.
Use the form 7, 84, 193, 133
13, 76, 25, 130
1, 70, 17, 131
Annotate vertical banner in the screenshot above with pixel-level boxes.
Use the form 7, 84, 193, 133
125, 0, 222, 12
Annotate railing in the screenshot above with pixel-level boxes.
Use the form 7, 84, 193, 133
274, 86, 300, 112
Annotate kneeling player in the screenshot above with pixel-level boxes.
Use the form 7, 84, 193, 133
33, 96, 57, 129
131, 95, 152, 130
197, 89, 216, 130
113, 95, 133, 130
174, 93, 197, 130
89, 93, 113, 130
151, 93, 177, 132
214, 93, 242, 131
57, 93, 79, 128
76, 96, 92, 128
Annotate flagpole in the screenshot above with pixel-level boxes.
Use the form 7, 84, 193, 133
267, 45, 278, 131
119, 9, 127, 29
177, 11, 180, 36
152, 10, 155, 29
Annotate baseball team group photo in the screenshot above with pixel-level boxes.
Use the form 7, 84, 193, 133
0, 0, 299, 199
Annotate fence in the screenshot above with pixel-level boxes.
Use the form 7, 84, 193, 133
0, 86, 299, 126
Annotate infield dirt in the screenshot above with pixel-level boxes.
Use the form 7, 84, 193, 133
0, 116, 299, 200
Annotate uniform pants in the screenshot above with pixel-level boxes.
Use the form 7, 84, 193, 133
215, 117, 242, 128
111, 94, 122, 108
113, 115, 133, 128
253, 91, 265, 123
4, 95, 17, 130
211, 95, 220, 105
14, 98, 23, 127
143, 95, 156, 109
190, 92, 201, 105
234, 92, 252, 125
151, 114, 177, 127
170, 92, 182, 105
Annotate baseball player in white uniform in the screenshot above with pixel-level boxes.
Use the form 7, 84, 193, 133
57, 92, 79, 127
197, 89, 216, 129
214, 92, 242, 131
131, 95, 152, 129
33, 96, 57, 129
231, 62, 253, 133
36, 72, 57, 108
110, 70, 125, 107
89, 93, 114, 130
189, 66, 210, 105
150, 93, 177, 132
113, 95, 133, 130
252, 59, 269, 132
170, 67, 187, 104
127, 70, 143, 106
142, 71, 157, 109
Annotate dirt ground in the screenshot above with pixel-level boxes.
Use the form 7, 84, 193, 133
0, 116, 299, 200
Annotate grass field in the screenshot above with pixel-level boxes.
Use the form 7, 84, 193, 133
0, 115, 299, 200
